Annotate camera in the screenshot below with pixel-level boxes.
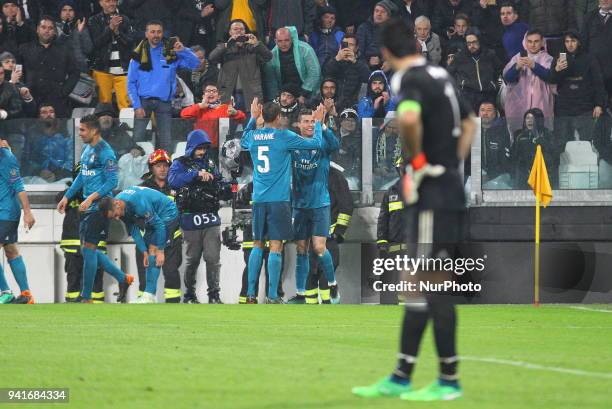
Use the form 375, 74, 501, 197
176, 178, 232, 214
221, 208, 252, 250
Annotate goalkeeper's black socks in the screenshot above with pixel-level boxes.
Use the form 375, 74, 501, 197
393, 304, 429, 383
429, 298, 459, 386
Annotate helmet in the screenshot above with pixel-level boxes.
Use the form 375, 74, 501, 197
148, 149, 171, 166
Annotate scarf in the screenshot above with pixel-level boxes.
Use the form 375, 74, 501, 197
131, 39, 177, 72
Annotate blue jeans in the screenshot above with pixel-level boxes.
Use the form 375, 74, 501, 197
134, 98, 172, 151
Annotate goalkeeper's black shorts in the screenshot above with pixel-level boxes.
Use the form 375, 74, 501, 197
404, 208, 467, 260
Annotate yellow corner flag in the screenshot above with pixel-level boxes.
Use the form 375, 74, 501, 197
527, 145, 552, 307
528, 145, 553, 208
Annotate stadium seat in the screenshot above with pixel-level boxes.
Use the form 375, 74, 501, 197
71, 107, 95, 118
172, 142, 187, 160
559, 141, 598, 189
136, 141, 155, 156
119, 108, 152, 131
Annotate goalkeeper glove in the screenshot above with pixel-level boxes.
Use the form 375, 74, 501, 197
401, 152, 446, 205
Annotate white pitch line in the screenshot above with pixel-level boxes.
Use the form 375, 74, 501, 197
568, 306, 612, 314
462, 356, 612, 380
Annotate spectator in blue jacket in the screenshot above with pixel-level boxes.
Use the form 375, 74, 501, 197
127, 20, 200, 152
309, 6, 345, 67
357, 70, 396, 119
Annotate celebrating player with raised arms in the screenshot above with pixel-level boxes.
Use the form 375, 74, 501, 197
288, 108, 340, 304
240, 98, 326, 303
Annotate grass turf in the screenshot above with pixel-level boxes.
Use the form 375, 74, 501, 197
1, 304, 611, 409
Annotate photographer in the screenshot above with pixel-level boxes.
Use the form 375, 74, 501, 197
208, 19, 272, 111
168, 129, 227, 304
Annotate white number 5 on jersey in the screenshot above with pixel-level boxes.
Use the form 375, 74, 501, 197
257, 146, 270, 173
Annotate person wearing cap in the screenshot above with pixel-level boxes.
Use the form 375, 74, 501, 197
0, 0, 35, 56
333, 108, 362, 181
55, 0, 93, 73
95, 102, 134, 158
356, 0, 396, 70
309, 5, 345, 67
272, 83, 304, 131
168, 129, 225, 304
447, 28, 502, 112
132, 149, 183, 303
547, 30, 607, 143
323, 33, 370, 111
263, 26, 321, 103
357, 70, 396, 119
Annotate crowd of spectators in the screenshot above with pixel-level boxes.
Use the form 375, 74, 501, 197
0, 0, 609, 189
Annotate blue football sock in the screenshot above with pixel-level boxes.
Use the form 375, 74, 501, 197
81, 247, 98, 299
145, 255, 160, 295
247, 247, 264, 297
318, 250, 336, 285
267, 252, 282, 299
96, 251, 126, 283
0, 263, 10, 292
8, 255, 29, 292
295, 253, 309, 294
438, 379, 460, 388
390, 374, 411, 386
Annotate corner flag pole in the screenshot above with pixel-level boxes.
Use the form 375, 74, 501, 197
534, 197, 540, 307
528, 145, 552, 308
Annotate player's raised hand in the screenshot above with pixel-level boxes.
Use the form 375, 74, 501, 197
313, 104, 325, 122
250, 97, 262, 118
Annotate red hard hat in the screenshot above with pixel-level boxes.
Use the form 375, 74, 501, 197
148, 149, 171, 166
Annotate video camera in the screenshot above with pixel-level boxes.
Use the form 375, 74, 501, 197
221, 208, 252, 250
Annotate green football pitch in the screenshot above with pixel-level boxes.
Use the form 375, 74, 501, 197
1, 304, 611, 409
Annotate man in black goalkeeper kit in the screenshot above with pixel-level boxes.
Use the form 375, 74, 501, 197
353, 19, 476, 401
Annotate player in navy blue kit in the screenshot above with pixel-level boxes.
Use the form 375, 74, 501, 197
100, 186, 179, 303
353, 20, 476, 401
57, 115, 134, 303
0, 139, 36, 304
287, 108, 341, 304
240, 99, 326, 303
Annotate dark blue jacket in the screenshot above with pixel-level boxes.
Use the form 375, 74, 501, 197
168, 129, 220, 190
309, 27, 345, 67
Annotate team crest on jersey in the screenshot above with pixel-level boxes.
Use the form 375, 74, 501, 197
10, 168, 17, 177
311, 150, 316, 155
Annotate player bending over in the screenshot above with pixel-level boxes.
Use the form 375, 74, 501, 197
100, 186, 180, 303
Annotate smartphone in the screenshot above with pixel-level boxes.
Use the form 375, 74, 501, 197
167, 36, 178, 47
15, 64, 22, 71
341, 40, 350, 49
486, 0, 497, 5
230, 96, 235, 107
559, 52, 567, 60
236, 35, 249, 43
520, 49, 528, 57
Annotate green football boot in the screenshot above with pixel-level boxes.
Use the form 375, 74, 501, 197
352, 377, 411, 398
400, 381, 462, 401
0, 291, 15, 304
